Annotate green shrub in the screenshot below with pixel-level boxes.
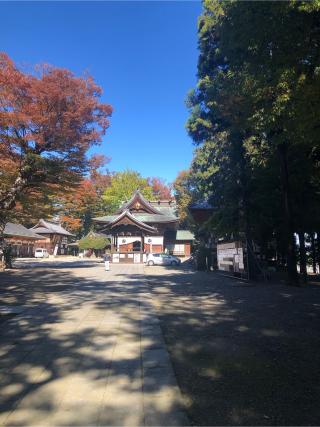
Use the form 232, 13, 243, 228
78, 234, 109, 250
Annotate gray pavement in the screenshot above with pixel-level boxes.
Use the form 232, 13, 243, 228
0, 263, 189, 426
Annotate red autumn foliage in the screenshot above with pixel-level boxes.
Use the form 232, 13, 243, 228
59, 163, 112, 235
148, 177, 173, 200
88, 154, 112, 192
0, 52, 112, 217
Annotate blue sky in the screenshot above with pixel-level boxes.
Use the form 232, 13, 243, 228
0, 1, 202, 183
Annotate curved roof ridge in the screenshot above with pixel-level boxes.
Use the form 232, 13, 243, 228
102, 209, 158, 233
117, 190, 161, 215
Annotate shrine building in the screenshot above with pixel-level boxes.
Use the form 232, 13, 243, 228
93, 190, 194, 263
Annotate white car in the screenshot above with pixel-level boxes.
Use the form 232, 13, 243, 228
146, 253, 181, 266
34, 248, 49, 258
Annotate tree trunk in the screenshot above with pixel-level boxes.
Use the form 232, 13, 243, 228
311, 233, 317, 274
0, 164, 33, 267
298, 231, 307, 282
277, 143, 299, 285
317, 232, 320, 274
237, 134, 260, 280
0, 218, 6, 270
245, 226, 259, 280
0, 175, 28, 212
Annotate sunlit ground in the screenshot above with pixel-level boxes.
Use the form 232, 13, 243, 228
1, 260, 320, 425
0, 262, 187, 426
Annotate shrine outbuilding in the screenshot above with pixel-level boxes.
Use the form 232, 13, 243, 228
3, 223, 45, 257
30, 219, 74, 256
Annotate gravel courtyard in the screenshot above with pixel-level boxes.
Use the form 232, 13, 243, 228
0, 260, 320, 426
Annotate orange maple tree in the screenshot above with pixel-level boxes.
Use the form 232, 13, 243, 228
58, 155, 112, 236
0, 52, 112, 227
59, 179, 101, 234
148, 177, 172, 199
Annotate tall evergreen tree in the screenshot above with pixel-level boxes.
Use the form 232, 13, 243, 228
187, 0, 320, 283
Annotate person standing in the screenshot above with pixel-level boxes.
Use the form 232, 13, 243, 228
104, 253, 110, 271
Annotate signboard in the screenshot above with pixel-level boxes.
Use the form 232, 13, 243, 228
112, 254, 120, 263
217, 242, 244, 273
134, 253, 141, 263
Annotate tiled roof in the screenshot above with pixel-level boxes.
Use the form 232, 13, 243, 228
156, 206, 177, 216
176, 230, 195, 241
135, 213, 178, 223
107, 210, 158, 233
31, 219, 73, 236
29, 227, 52, 234
94, 212, 178, 224
93, 215, 119, 223
4, 223, 45, 240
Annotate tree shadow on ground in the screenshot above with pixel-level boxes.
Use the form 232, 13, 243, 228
0, 266, 185, 426
141, 266, 320, 426
2, 263, 320, 426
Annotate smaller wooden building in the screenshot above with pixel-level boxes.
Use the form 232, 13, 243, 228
4, 223, 45, 257
188, 200, 214, 224
164, 230, 194, 256
30, 219, 74, 255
